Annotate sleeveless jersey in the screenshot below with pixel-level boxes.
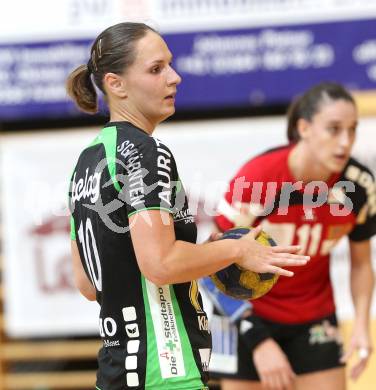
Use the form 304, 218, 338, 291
215, 144, 376, 324
69, 122, 211, 390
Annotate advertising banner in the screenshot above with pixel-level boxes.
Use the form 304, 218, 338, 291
0, 0, 375, 120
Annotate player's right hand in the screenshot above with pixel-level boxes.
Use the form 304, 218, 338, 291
253, 338, 296, 390
238, 226, 310, 276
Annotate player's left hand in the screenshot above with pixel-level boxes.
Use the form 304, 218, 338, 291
340, 324, 372, 381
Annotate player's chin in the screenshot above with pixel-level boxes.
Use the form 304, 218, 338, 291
329, 159, 348, 173
161, 106, 176, 120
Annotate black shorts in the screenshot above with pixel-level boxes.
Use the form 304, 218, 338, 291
210, 313, 345, 380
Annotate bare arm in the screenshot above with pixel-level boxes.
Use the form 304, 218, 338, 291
341, 239, 374, 380
350, 239, 374, 332
130, 210, 308, 285
71, 240, 96, 301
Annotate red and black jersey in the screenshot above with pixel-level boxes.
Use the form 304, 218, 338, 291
215, 144, 376, 324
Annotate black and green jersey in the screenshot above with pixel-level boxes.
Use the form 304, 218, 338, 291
69, 122, 211, 390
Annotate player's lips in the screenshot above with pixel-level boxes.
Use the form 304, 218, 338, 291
333, 153, 348, 163
164, 92, 176, 101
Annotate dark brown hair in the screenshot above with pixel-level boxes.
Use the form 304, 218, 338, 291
66, 22, 157, 114
287, 82, 356, 142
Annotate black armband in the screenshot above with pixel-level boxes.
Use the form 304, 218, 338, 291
237, 314, 271, 352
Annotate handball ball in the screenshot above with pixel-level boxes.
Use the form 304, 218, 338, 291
210, 227, 279, 300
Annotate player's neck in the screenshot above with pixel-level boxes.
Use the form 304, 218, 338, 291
288, 143, 331, 183
109, 101, 156, 135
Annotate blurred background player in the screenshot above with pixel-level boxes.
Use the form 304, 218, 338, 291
66, 22, 308, 390
213, 82, 375, 390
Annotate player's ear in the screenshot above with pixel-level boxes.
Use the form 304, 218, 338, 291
296, 118, 310, 140
103, 72, 127, 98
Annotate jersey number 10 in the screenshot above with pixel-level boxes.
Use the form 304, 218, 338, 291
78, 218, 102, 291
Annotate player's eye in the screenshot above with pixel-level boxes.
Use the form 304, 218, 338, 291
151, 66, 161, 74
327, 125, 341, 135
